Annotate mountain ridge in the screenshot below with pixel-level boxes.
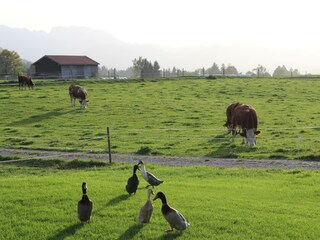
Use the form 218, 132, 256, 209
0, 25, 314, 73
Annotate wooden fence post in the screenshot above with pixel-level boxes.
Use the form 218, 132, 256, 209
107, 127, 112, 163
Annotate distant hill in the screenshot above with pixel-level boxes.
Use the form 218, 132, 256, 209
0, 25, 315, 73
0, 25, 134, 68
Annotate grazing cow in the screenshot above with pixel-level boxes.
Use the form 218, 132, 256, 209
227, 103, 261, 146
224, 102, 242, 133
18, 75, 34, 90
69, 84, 88, 108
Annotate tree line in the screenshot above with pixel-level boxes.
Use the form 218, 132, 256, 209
101, 57, 301, 78
0, 48, 301, 78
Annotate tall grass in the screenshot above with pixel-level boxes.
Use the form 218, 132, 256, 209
0, 160, 319, 239
1, 77, 320, 159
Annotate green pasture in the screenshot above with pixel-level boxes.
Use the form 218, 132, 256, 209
0, 160, 319, 239
1, 77, 320, 159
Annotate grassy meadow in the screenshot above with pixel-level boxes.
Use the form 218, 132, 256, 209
1, 77, 320, 160
0, 160, 319, 239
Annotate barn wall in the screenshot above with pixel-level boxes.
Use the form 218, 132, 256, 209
34, 57, 60, 76
84, 66, 98, 77
61, 65, 98, 78
61, 66, 83, 78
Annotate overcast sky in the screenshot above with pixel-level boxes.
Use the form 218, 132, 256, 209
2, 0, 320, 73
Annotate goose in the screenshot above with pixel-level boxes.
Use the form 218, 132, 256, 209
138, 160, 164, 188
153, 191, 189, 232
138, 188, 155, 223
126, 164, 140, 195
77, 182, 93, 223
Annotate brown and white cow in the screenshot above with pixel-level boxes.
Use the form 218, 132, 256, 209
225, 102, 261, 146
69, 84, 88, 108
18, 75, 34, 90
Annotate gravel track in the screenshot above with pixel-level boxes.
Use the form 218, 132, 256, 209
1, 148, 320, 170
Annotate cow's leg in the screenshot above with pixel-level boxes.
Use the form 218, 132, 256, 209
231, 120, 237, 142
70, 95, 75, 107
231, 128, 236, 142
241, 129, 247, 144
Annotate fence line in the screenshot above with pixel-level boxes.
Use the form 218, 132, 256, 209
1, 133, 320, 142
1, 125, 320, 132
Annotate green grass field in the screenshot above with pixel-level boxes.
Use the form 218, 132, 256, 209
1, 160, 319, 239
1, 77, 320, 159
1, 78, 319, 239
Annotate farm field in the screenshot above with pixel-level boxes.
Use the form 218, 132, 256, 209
1, 77, 320, 160
0, 159, 319, 239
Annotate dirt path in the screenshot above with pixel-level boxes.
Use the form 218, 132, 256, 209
0, 148, 319, 170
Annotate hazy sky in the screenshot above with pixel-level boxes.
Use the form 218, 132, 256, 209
2, 0, 320, 72
2, 0, 319, 47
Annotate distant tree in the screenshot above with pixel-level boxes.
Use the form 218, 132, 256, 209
273, 65, 291, 77
288, 67, 300, 77
153, 61, 161, 77
253, 65, 270, 77
172, 67, 177, 76
132, 56, 144, 77
132, 57, 161, 78
21, 59, 33, 74
246, 71, 254, 76
0, 49, 23, 75
163, 68, 170, 77
121, 67, 134, 78
207, 62, 221, 74
221, 64, 226, 75
292, 68, 300, 76
225, 64, 238, 74
99, 66, 108, 76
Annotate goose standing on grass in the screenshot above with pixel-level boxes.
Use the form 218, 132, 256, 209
138, 160, 164, 188
126, 164, 140, 195
138, 188, 155, 223
153, 191, 189, 232
77, 182, 93, 223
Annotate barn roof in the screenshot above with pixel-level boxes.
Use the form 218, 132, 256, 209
34, 55, 99, 66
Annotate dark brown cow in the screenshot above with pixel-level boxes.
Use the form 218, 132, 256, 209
69, 84, 88, 108
228, 103, 261, 146
18, 75, 34, 90
224, 102, 241, 133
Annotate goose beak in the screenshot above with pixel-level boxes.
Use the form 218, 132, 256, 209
153, 195, 158, 201
151, 190, 155, 195
138, 160, 143, 165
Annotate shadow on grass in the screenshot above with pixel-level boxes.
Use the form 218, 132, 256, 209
0, 155, 20, 161
117, 224, 144, 240
94, 193, 130, 218
294, 155, 320, 162
206, 139, 257, 159
47, 223, 84, 240
106, 194, 130, 207
4, 158, 108, 169
9, 108, 73, 126
157, 231, 183, 240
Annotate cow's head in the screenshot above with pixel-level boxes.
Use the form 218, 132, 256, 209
240, 129, 261, 146
224, 121, 233, 134
79, 99, 88, 108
